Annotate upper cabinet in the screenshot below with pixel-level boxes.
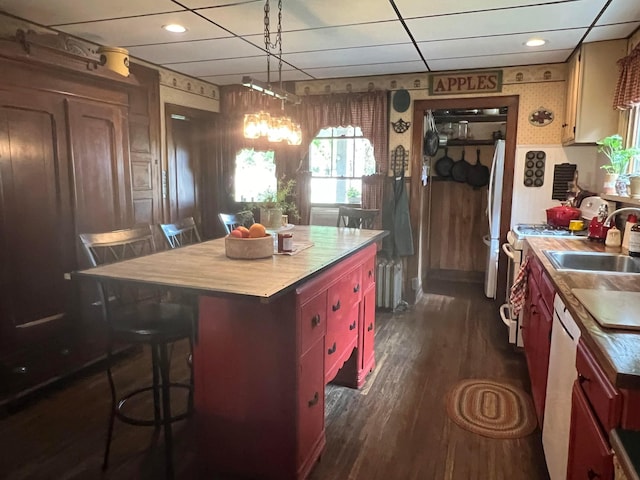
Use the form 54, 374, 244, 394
562, 40, 627, 145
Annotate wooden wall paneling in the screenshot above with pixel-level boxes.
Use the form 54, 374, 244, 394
166, 113, 199, 223
66, 98, 132, 236
128, 64, 161, 227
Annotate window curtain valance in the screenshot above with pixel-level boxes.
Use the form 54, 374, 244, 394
613, 43, 640, 110
296, 90, 389, 174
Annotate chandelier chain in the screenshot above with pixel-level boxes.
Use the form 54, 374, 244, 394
263, 0, 284, 88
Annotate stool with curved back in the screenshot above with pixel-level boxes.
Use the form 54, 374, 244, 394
78, 225, 194, 479
337, 206, 379, 229
159, 217, 201, 248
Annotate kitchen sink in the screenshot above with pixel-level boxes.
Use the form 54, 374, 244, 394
543, 250, 640, 274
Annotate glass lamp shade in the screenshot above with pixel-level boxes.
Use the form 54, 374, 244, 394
287, 122, 302, 146
243, 113, 261, 139
267, 116, 288, 142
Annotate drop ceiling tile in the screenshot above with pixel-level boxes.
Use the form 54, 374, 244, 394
405, 1, 606, 43
418, 29, 586, 61
167, 55, 275, 77
202, 69, 314, 86
584, 22, 640, 42
428, 49, 573, 71
130, 37, 264, 65
56, 11, 229, 47
282, 44, 421, 69
280, 21, 409, 53
0, 0, 182, 26
304, 61, 427, 80
393, 0, 584, 18
196, 0, 397, 36
596, 0, 640, 24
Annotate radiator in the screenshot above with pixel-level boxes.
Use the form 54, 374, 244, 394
376, 257, 403, 310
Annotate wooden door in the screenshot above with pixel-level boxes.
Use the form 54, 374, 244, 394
66, 98, 131, 238
0, 89, 73, 333
166, 109, 200, 223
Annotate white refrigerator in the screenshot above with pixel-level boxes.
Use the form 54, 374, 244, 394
484, 140, 505, 298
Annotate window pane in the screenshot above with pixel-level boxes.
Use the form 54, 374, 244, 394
234, 149, 276, 202
310, 178, 361, 204
309, 139, 333, 176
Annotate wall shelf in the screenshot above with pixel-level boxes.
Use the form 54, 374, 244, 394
601, 194, 640, 206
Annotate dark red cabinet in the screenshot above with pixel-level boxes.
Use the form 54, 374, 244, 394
522, 254, 553, 426
567, 382, 614, 480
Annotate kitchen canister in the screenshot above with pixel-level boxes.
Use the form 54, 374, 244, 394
97, 46, 130, 77
622, 214, 638, 252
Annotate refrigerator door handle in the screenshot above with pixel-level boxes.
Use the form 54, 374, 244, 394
482, 234, 491, 246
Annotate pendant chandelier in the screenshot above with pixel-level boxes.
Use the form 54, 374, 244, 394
242, 0, 302, 146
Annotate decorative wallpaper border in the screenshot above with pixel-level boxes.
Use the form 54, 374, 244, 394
294, 64, 566, 96
158, 69, 218, 100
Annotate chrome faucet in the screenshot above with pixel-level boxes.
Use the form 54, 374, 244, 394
604, 207, 640, 226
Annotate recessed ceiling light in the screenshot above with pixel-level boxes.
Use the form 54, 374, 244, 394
525, 38, 546, 47
163, 24, 187, 33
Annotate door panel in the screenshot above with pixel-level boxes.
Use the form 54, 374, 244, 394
67, 99, 131, 236
167, 114, 199, 222
0, 91, 73, 330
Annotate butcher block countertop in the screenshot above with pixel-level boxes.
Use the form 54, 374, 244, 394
75, 226, 386, 300
525, 237, 640, 389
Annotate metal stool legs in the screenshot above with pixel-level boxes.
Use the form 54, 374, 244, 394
102, 341, 193, 479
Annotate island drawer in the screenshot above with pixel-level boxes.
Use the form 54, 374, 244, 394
299, 291, 327, 356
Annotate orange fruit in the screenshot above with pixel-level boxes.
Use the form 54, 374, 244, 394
237, 226, 250, 238
248, 223, 267, 238
229, 229, 243, 238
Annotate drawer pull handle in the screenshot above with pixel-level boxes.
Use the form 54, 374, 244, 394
328, 342, 337, 355
587, 469, 600, 480
308, 391, 319, 407
578, 373, 590, 384
311, 314, 321, 327
368, 269, 373, 278
367, 323, 373, 332
349, 321, 356, 330
353, 284, 360, 293
332, 300, 341, 312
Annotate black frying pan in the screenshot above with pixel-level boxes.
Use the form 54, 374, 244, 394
434, 148, 454, 178
467, 149, 490, 188
451, 149, 470, 183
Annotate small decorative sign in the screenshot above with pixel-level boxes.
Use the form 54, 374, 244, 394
391, 118, 411, 133
529, 107, 554, 126
428, 70, 502, 95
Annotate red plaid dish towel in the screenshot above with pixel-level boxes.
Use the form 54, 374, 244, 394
509, 256, 530, 317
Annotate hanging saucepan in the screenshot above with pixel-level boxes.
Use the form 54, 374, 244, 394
434, 147, 454, 178
451, 149, 471, 183
423, 110, 439, 157
467, 149, 490, 188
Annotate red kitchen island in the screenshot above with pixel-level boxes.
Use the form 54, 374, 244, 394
75, 226, 386, 479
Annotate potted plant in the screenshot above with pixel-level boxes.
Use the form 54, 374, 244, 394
597, 134, 640, 195
346, 186, 361, 204
248, 176, 298, 229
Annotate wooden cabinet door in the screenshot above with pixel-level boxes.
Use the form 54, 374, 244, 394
0, 89, 73, 332
66, 98, 131, 237
533, 301, 552, 426
567, 382, 614, 480
361, 284, 376, 376
562, 49, 579, 144
297, 339, 325, 469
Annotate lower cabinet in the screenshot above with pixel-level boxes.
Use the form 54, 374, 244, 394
567, 382, 614, 480
522, 254, 553, 426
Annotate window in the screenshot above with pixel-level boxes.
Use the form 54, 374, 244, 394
309, 126, 376, 204
234, 148, 276, 202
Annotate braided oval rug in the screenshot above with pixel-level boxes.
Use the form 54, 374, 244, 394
446, 379, 537, 439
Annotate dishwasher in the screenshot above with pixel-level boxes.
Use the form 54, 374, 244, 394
542, 294, 581, 480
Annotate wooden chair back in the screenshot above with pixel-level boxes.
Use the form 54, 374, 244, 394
337, 207, 379, 229
159, 217, 201, 249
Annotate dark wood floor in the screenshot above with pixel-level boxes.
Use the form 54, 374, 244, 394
0, 280, 549, 480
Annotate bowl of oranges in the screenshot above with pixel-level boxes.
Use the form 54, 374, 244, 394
225, 223, 274, 259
